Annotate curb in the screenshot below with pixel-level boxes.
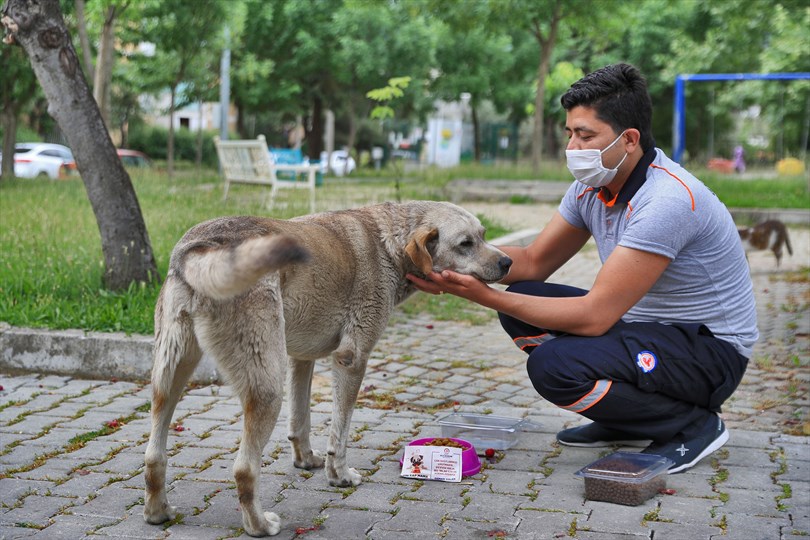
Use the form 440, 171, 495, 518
446, 179, 810, 226
0, 228, 542, 384
0, 323, 219, 383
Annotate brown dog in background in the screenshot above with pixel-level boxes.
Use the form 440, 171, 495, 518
142, 201, 512, 536
738, 219, 793, 266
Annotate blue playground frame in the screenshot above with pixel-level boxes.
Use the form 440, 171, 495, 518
672, 72, 810, 163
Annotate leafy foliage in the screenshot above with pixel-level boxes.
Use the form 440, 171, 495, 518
367, 77, 412, 120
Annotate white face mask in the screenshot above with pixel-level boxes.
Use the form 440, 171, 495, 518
565, 131, 628, 188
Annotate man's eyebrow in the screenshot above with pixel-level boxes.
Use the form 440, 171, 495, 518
564, 126, 597, 134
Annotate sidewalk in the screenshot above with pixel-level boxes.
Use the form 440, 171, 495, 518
1, 206, 808, 539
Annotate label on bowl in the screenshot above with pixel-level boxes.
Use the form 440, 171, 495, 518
401, 445, 462, 482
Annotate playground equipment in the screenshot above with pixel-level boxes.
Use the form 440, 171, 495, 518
672, 72, 810, 164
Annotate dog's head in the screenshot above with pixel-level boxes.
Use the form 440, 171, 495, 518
410, 454, 424, 466
405, 202, 512, 283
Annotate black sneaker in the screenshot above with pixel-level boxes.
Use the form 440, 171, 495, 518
642, 414, 729, 474
557, 422, 651, 448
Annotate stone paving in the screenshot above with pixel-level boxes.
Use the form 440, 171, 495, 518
1, 206, 808, 539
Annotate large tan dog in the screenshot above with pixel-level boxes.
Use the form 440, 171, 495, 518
143, 201, 512, 536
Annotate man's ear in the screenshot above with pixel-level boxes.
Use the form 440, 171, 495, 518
623, 128, 641, 154
405, 226, 439, 274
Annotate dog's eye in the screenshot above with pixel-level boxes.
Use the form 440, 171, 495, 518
459, 239, 474, 249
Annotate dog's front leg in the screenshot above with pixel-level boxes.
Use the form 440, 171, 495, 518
287, 358, 325, 470
326, 357, 367, 487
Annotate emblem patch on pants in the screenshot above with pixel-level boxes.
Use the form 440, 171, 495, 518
636, 350, 658, 373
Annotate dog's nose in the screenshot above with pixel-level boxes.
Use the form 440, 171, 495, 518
498, 256, 513, 273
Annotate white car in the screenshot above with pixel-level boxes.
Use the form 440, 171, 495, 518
319, 150, 356, 176
1, 143, 77, 179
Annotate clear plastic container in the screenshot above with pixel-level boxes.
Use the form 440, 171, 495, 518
437, 413, 535, 451
575, 451, 673, 506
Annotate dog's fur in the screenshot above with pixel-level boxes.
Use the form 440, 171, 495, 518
738, 219, 793, 266
143, 201, 512, 536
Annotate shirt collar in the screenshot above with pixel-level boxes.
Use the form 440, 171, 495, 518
596, 145, 657, 206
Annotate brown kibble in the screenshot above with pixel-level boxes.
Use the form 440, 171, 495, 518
580, 454, 669, 506
423, 437, 469, 449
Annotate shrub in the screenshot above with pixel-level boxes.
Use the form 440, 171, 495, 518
776, 158, 805, 176
127, 124, 218, 166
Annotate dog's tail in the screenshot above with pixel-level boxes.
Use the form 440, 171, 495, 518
181, 235, 309, 300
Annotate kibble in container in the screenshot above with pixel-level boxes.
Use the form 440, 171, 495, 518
575, 452, 673, 506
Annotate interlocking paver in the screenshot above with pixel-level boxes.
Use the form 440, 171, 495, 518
1, 206, 808, 539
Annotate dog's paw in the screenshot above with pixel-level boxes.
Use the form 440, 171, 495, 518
331, 349, 354, 368
294, 449, 325, 470
143, 503, 176, 525
244, 511, 281, 537
328, 467, 362, 488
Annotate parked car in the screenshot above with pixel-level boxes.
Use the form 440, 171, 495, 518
117, 149, 152, 168
1, 143, 77, 179
319, 150, 356, 176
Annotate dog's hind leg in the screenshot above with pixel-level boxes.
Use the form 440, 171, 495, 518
209, 302, 285, 536
144, 289, 202, 525
233, 385, 283, 536
287, 358, 325, 470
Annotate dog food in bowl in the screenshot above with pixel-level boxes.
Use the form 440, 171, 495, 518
422, 437, 470, 449
400, 437, 481, 477
575, 452, 673, 506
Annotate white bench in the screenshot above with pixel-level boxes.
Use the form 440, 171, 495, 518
213, 135, 318, 212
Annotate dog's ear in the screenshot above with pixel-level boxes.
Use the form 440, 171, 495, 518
405, 226, 439, 274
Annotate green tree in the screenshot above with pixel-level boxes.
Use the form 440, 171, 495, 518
0, 39, 39, 179
137, 0, 226, 175
332, 0, 435, 154
2, 0, 159, 289
487, 0, 626, 171
755, 3, 810, 160
234, 0, 342, 158
429, 16, 513, 161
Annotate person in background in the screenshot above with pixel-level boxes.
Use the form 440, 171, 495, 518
408, 63, 757, 474
734, 145, 746, 174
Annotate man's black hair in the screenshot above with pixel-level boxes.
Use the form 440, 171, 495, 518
561, 63, 654, 152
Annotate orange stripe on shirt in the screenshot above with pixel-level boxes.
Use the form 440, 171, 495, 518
649, 164, 696, 211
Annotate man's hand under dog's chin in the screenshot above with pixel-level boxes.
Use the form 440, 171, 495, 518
406, 270, 491, 300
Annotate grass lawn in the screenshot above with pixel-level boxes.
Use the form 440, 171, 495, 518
0, 163, 806, 335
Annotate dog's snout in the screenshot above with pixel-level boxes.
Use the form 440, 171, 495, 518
498, 256, 513, 273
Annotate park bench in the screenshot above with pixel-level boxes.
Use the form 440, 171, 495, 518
213, 135, 319, 212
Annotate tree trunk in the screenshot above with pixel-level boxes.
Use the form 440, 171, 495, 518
195, 100, 203, 167
346, 97, 357, 153
92, 5, 116, 129
307, 96, 324, 159
2, 0, 160, 289
167, 84, 176, 177
74, 0, 93, 80
472, 104, 481, 162
1, 104, 17, 179
530, 1, 561, 173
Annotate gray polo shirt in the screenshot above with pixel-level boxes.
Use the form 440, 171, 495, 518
559, 147, 758, 358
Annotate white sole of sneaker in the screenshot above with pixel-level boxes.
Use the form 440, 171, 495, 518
667, 427, 729, 474
557, 439, 651, 448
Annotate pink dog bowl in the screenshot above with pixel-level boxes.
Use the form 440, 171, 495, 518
399, 437, 482, 477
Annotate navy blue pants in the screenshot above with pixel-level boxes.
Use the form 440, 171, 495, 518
499, 282, 748, 443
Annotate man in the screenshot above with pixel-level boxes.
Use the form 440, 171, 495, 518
408, 63, 757, 474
